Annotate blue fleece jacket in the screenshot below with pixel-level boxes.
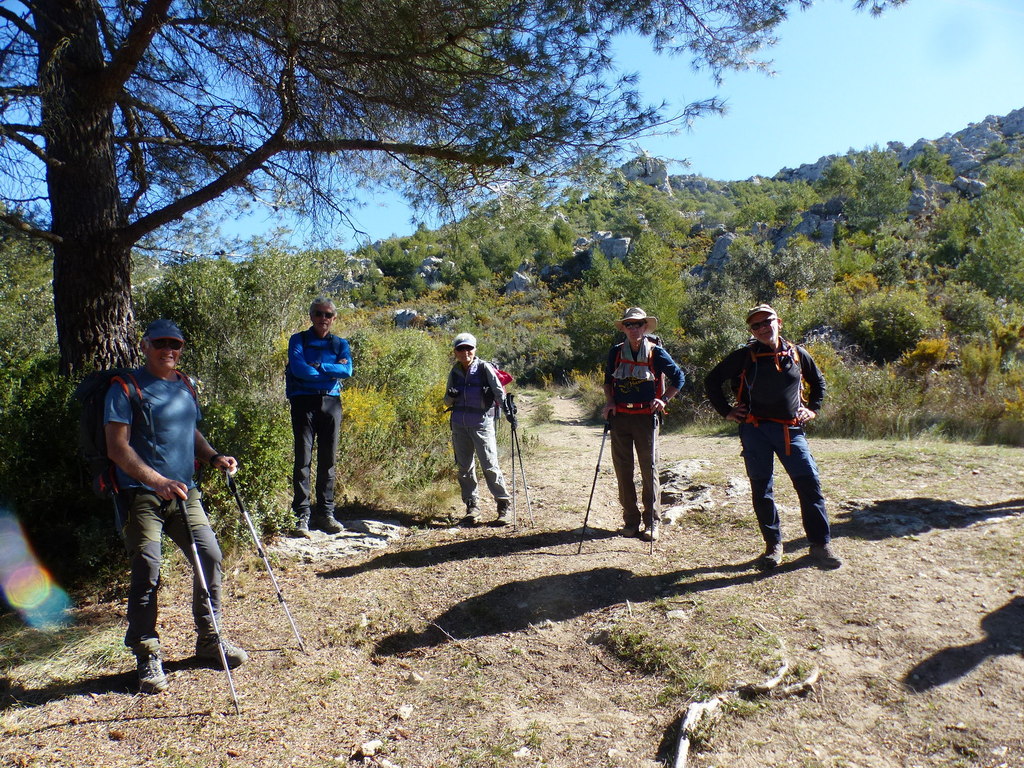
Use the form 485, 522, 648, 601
286, 329, 353, 398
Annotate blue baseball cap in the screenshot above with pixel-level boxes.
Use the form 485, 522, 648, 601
143, 319, 185, 341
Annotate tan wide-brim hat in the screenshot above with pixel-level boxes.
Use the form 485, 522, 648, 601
615, 307, 658, 332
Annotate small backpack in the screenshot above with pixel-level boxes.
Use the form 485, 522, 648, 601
74, 368, 197, 498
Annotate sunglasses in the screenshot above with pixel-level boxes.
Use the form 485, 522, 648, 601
151, 338, 183, 350
455, 345, 475, 352
313, 310, 335, 319
622, 320, 646, 329
749, 319, 775, 331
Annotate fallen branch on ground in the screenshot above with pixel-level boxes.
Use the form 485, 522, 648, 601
673, 661, 822, 768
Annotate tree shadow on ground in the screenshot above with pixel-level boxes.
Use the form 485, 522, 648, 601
832, 497, 1024, 541
318, 527, 617, 579
904, 597, 1024, 692
374, 556, 818, 656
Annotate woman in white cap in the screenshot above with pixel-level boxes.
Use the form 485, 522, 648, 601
443, 333, 515, 526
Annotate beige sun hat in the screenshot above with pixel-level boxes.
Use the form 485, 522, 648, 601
615, 307, 658, 332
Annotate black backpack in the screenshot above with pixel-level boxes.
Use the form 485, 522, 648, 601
73, 368, 197, 498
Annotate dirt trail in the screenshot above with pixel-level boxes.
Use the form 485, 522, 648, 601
2, 392, 1024, 768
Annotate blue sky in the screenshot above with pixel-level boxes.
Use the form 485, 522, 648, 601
234, 0, 1024, 248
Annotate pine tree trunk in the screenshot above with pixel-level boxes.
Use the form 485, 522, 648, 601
34, 0, 137, 374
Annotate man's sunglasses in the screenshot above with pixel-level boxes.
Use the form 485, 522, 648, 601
622, 320, 646, 329
151, 338, 184, 350
455, 345, 475, 352
313, 310, 335, 319
749, 319, 775, 331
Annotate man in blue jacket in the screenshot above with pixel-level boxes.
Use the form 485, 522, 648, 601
286, 298, 353, 535
602, 308, 685, 543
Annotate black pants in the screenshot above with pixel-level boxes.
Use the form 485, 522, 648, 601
290, 394, 342, 518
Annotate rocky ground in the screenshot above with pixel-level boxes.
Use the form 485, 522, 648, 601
2, 392, 1023, 768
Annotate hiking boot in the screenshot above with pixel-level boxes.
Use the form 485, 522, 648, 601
309, 512, 344, 534
640, 522, 660, 542
196, 635, 248, 669
809, 543, 842, 569
134, 644, 168, 694
618, 525, 640, 538
460, 505, 480, 527
757, 542, 784, 570
287, 512, 313, 539
494, 500, 512, 526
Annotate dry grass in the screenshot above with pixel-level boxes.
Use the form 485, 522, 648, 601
2, 398, 1023, 767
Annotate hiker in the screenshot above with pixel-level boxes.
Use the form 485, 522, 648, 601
704, 304, 842, 570
104, 319, 247, 694
286, 297, 353, 536
601, 308, 685, 542
443, 332, 515, 526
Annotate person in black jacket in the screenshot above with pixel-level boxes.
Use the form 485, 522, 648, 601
704, 304, 841, 570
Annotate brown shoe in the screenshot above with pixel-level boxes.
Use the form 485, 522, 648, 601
757, 542, 784, 570
639, 522, 660, 542
809, 543, 842, 569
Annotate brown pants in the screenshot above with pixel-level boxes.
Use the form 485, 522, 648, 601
610, 412, 660, 527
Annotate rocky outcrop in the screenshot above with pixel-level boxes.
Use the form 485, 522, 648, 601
778, 106, 1024, 184
325, 256, 384, 293
620, 152, 672, 195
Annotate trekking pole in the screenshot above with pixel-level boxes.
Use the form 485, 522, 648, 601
577, 421, 611, 555
224, 470, 307, 653
512, 426, 535, 528
177, 496, 241, 715
650, 413, 661, 557
505, 393, 519, 530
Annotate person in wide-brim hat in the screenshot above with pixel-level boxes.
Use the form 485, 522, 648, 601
601, 306, 684, 544
614, 307, 658, 332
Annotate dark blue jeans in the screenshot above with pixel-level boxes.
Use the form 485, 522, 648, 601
739, 421, 830, 546
290, 394, 342, 518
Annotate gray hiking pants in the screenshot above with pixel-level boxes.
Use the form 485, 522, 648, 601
451, 416, 510, 508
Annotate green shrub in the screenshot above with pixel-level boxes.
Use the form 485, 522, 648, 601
839, 289, 942, 363
339, 327, 454, 511
811, 349, 927, 439
0, 356, 121, 582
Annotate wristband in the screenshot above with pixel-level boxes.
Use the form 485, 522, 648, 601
210, 453, 224, 465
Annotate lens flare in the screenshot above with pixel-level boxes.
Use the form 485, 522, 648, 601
0, 508, 72, 628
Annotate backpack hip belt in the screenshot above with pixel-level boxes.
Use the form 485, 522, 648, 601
743, 413, 801, 455
618, 401, 655, 414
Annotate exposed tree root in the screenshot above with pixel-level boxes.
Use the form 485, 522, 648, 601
673, 661, 822, 768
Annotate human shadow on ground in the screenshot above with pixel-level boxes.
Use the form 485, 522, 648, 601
374, 557, 816, 656
318, 527, 617, 579
831, 497, 1024, 542
0, 652, 258, 712
904, 597, 1024, 692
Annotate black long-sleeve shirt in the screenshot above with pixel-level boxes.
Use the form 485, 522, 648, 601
705, 340, 825, 421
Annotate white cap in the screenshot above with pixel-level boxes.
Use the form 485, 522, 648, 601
453, 332, 477, 349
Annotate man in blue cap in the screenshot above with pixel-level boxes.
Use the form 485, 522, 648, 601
105, 319, 247, 694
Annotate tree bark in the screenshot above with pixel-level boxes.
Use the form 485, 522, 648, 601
34, 0, 136, 373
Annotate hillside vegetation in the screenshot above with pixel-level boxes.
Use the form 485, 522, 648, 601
2, 108, 1024, 577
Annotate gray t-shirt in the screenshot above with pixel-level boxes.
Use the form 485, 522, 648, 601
104, 368, 201, 490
